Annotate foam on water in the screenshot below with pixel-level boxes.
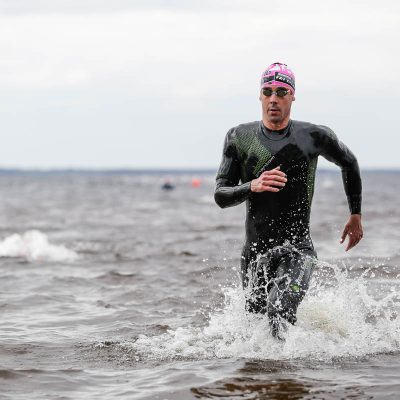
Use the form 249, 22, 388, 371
0, 230, 78, 262
122, 261, 400, 361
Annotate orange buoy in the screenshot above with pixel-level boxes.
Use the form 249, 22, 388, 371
191, 178, 201, 188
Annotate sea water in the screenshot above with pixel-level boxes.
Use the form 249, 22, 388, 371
0, 170, 399, 399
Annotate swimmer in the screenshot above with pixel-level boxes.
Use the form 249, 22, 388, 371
214, 62, 363, 339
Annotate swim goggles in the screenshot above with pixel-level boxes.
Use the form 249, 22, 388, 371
262, 87, 291, 97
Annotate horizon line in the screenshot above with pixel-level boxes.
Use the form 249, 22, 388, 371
0, 167, 399, 174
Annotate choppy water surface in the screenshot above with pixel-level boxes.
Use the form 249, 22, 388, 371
0, 170, 399, 399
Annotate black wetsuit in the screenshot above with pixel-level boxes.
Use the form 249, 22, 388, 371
214, 120, 362, 331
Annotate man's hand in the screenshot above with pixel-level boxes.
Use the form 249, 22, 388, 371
340, 214, 363, 251
251, 166, 287, 193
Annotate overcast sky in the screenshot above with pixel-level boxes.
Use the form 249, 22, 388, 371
1, 0, 399, 169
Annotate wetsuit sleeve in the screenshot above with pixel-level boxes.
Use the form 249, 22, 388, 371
317, 126, 362, 214
214, 129, 251, 208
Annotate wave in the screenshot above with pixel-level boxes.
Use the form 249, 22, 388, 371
0, 230, 79, 262
118, 261, 400, 361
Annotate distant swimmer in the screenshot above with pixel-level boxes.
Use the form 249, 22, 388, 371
162, 180, 175, 191
214, 62, 363, 339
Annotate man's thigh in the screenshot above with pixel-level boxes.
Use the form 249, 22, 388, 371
274, 249, 316, 296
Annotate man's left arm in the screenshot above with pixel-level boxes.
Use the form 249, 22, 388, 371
318, 126, 363, 251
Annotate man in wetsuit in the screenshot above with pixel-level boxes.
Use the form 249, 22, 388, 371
214, 62, 363, 338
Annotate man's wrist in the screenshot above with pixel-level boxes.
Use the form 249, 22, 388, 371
347, 194, 362, 215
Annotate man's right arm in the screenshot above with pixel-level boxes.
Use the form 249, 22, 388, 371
214, 130, 287, 208
214, 129, 252, 208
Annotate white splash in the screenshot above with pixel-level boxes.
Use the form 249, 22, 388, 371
123, 262, 400, 361
0, 230, 79, 262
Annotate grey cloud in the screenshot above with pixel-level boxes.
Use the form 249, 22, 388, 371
0, 0, 251, 15
3, 0, 390, 15
1, 0, 398, 21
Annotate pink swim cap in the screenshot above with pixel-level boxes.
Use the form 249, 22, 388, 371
260, 62, 295, 92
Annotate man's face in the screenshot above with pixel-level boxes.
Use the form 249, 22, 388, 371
260, 84, 295, 125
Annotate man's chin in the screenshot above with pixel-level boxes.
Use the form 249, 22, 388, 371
268, 116, 283, 124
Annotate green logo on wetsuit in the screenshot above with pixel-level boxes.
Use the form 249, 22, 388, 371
290, 284, 300, 293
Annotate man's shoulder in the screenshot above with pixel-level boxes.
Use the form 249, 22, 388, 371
292, 119, 329, 132
291, 120, 335, 138
227, 121, 260, 137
